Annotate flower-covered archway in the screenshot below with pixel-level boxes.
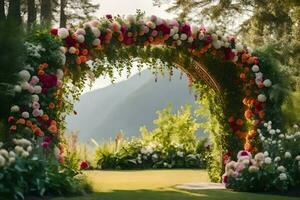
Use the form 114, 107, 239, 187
7, 13, 280, 181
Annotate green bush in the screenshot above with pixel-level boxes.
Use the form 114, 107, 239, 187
95, 105, 210, 170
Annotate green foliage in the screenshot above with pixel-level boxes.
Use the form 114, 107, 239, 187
0, 21, 25, 120
95, 105, 209, 170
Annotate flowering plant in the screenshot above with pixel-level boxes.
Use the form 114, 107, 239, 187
223, 123, 300, 192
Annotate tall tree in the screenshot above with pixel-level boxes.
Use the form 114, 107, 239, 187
0, 0, 5, 21
7, 0, 21, 23
62, 0, 99, 25
40, 0, 52, 24
27, 0, 37, 27
60, 0, 67, 27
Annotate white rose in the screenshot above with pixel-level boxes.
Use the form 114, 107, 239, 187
212, 40, 221, 49
252, 65, 260, 72
56, 69, 64, 80
21, 112, 30, 119
77, 34, 85, 43
59, 46, 67, 54
9, 151, 15, 157
187, 37, 194, 43
91, 27, 101, 38
257, 94, 267, 102
0, 149, 8, 158
264, 157, 272, 164
11, 105, 20, 113
180, 33, 187, 41
284, 152, 292, 159
264, 151, 269, 157
269, 129, 275, 135
21, 82, 30, 90
295, 155, 300, 161
68, 47, 76, 54
31, 94, 39, 102
92, 38, 101, 46
34, 85, 42, 94
274, 157, 281, 162
176, 40, 182, 46
75, 28, 86, 35
0, 155, 5, 167
263, 79, 272, 87
277, 165, 286, 172
27, 146, 32, 152
57, 28, 69, 39
14, 146, 23, 155
8, 157, 15, 165
14, 85, 22, 93
248, 166, 259, 173
173, 34, 179, 40
21, 151, 29, 158
293, 124, 299, 129
19, 70, 31, 82
279, 173, 287, 181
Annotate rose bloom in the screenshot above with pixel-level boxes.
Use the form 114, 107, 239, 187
80, 160, 89, 170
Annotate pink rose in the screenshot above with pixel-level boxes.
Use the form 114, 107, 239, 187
32, 102, 40, 109
32, 109, 41, 117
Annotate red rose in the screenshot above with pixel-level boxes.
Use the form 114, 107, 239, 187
80, 160, 89, 170
50, 28, 58, 35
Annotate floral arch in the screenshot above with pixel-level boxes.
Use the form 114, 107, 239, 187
7, 14, 281, 181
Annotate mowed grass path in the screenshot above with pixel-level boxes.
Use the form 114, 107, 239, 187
53, 170, 299, 200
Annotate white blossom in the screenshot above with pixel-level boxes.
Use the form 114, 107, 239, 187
57, 28, 69, 39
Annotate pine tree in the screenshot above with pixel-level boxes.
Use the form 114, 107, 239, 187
0, 0, 5, 21
7, 0, 21, 23
27, 0, 37, 28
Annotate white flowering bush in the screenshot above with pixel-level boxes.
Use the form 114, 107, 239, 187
95, 137, 209, 169
223, 123, 300, 192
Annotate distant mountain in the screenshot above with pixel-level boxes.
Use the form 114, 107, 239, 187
66, 69, 202, 142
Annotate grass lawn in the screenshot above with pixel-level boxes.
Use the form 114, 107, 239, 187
53, 170, 299, 200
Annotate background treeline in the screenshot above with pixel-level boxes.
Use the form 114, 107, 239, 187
0, 0, 99, 27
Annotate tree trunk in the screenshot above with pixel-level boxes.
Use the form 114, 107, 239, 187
27, 0, 37, 28
7, 0, 22, 23
0, 0, 5, 21
60, 0, 67, 27
40, 0, 52, 25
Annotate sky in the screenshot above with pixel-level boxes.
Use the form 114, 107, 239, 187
83, 0, 175, 93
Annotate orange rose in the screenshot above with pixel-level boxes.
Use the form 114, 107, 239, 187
49, 102, 55, 109
48, 125, 58, 134
16, 118, 26, 125
26, 120, 33, 127
244, 109, 253, 119
38, 70, 45, 76
76, 57, 81, 65
236, 119, 244, 126
34, 128, 44, 137
42, 114, 49, 121
127, 32, 133, 37
81, 49, 88, 56
50, 120, 57, 126
80, 56, 87, 63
